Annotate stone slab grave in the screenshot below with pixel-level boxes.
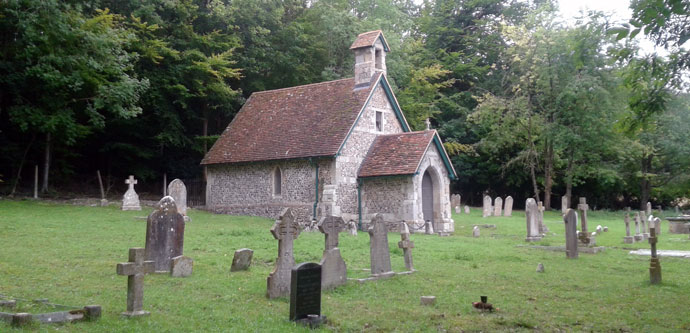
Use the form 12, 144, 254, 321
317, 215, 347, 290
122, 175, 142, 211
0, 296, 100, 327
145, 196, 186, 273
116, 247, 155, 317
231, 248, 254, 272
666, 215, 690, 234
398, 223, 415, 272
628, 249, 690, 258
504, 196, 513, 217
525, 198, 542, 242
494, 197, 503, 217
482, 195, 492, 217
290, 262, 326, 328
168, 179, 190, 222
267, 208, 301, 299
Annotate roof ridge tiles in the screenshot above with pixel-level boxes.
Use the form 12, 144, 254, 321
252, 77, 355, 95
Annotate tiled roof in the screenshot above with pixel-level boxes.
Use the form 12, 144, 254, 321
358, 131, 436, 178
350, 30, 385, 50
201, 73, 382, 165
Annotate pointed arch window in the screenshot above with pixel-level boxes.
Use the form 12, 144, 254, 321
273, 167, 282, 196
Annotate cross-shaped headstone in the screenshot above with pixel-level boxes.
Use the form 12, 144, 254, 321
577, 197, 589, 233
318, 215, 345, 251
125, 175, 137, 190
398, 223, 415, 271
267, 208, 301, 299
116, 248, 155, 317
649, 226, 662, 284
317, 215, 347, 290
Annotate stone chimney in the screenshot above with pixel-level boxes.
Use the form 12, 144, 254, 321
350, 30, 389, 87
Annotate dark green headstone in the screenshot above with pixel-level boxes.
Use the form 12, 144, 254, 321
289, 262, 321, 321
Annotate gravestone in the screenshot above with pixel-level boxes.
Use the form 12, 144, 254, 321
482, 195, 492, 217
646, 202, 652, 216
577, 198, 593, 246
525, 198, 542, 242
652, 217, 662, 236
538, 201, 549, 234
634, 212, 643, 242
145, 196, 185, 273
290, 262, 325, 327
494, 197, 503, 217
561, 196, 569, 215
676, 206, 680, 215
121, 175, 141, 211
398, 223, 414, 271
454, 206, 461, 214
420, 296, 436, 305
116, 248, 155, 317
536, 263, 545, 272
170, 255, 193, 277
464, 205, 470, 214
368, 214, 393, 277
450, 194, 461, 211
425, 220, 434, 234
347, 220, 358, 236
504, 196, 513, 217
230, 248, 254, 272
623, 212, 634, 244
472, 226, 480, 237
649, 227, 662, 284
640, 211, 650, 240
267, 208, 301, 299
563, 209, 579, 259
317, 215, 347, 290
167, 179, 189, 221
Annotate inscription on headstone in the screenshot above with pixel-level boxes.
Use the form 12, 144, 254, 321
145, 196, 185, 273
290, 262, 324, 326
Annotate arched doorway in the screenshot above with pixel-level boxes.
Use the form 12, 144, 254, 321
422, 170, 434, 225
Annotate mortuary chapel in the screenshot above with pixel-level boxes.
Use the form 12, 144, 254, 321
201, 30, 456, 233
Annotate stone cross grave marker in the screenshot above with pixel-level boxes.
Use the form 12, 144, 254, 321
640, 211, 649, 239
317, 215, 347, 290
646, 202, 652, 216
525, 198, 542, 242
464, 205, 470, 214
623, 212, 634, 244
231, 248, 254, 272
634, 212, 643, 242
561, 196, 569, 215
290, 262, 325, 327
170, 255, 193, 277
563, 209, 579, 259
649, 227, 662, 284
267, 208, 301, 299
167, 179, 188, 220
368, 214, 393, 277
145, 196, 185, 273
116, 248, 155, 317
122, 175, 141, 211
504, 196, 513, 217
483, 195, 492, 217
577, 198, 592, 245
538, 201, 549, 234
398, 223, 414, 271
494, 197, 503, 217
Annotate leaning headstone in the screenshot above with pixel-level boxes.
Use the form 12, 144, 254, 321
317, 215, 347, 290
494, 197, 503, 217
634, 212, 643, 242
472, 226, 480, 238
230, 248, 254, 272
122, 175, 141, 211
368, 214, 393, 277
563, 209, 579, 259
290, 262, 325, 327
646, 202, 652, 216
464, 205, 470, 214
623, 212, 634, 244
649, 227, 662, 284
504, 196, 513, 217
398, 223, 415, 271
267, 208, 301, 299
170, 255, 193, 277
425, 220, 434, 234
167, 179, 189, 221
561, 196, 569, 215
482, 195, 492, 217
525, 198, 542, 242
116, 248, 154, 317
145, 196, 185, 273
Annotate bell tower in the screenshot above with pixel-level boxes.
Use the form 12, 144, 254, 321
350, 30, 389, 87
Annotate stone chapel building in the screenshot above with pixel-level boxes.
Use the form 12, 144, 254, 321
201, 30, 456, 233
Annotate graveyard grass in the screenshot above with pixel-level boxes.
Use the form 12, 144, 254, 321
1, 200, 690, 332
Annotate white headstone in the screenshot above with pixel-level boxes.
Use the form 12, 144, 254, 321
504, 196, 513, 216
472, 226, 480, 238
525, 198, 542, 242
493, 197, 503, 217
482, 195, 492, 218
464, 205, 470, 214
122, 175, 141, 211
167, 179, 188, 219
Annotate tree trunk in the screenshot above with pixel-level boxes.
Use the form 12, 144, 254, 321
41, 133, 51, 193
9, 134, 36, 196
543, 139, 553, 209
565, 150, 574, 207
203, 107, 208, 181
527, 116, 540, 201
640, 153, 653, 210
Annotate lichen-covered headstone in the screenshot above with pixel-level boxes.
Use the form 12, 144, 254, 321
504, 196, 513, 217
122, 175, 141, 211
167, 179, 189, 221
525, 198, 542, 242
368, 214, 393, 277
317, 215, 347, 290
231, 248, 254, 272
145, 196, 185, 273
267, 208, 301, 299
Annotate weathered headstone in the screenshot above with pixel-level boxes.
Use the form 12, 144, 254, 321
652, 217, 662, 236
563, 209, 579, 259
267, 208, 301, 299
595, 225, 603, 235
116, 248, 155, 317
646, 202, 653, 216
623, 212, 634, 244
145, 196, 185, 273
398, 223, 415, 271
230, 248, 254, 272
634, 212, 643, 242
450, 194, 461, 211
368, 214, 393, 277
482, 195, 492, 217
641, 211, 650, 240
472, 226, 480, 237
525, 198, 542, 242
504, 196, 513, 217
464, 205, 470, 214
454, 206, 461, 214
290, 262, 325, 327
347, 220, 358, 236
425, 220, 434, 234
538, 201, 549, 234
317, 215, 347, 290
561, 195, 569, 215
493, 197, 503, 217
122, 175, 141, 211
170, 255, 193, 277
420, 296, 436, 306
167, 179, 189, 221
649, 227, 662, 284
536, 263, 545, 272
577, 198, 593, 246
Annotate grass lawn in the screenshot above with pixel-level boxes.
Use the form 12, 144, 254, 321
1, 199, 689, 332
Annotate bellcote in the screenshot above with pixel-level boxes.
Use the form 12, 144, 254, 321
350, 30, 390, 87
